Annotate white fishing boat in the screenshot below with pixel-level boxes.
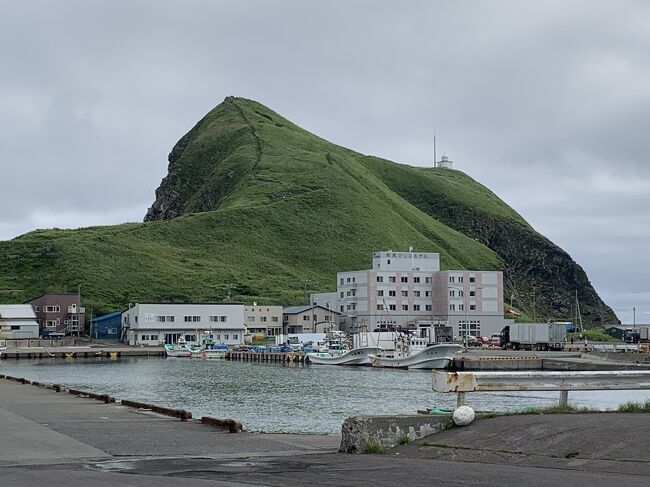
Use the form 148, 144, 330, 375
370, 331, 461, 369
308, 346, 377, 366
164, 336, 191, 358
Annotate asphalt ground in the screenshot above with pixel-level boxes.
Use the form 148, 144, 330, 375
2, 378, 650, 486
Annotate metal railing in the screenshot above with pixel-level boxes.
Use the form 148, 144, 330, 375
433, 370, 650, 407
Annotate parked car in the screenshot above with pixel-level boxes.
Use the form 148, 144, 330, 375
465, 335, 482, 347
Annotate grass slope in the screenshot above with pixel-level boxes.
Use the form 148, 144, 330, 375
1, 97, 614, 325
1, 98, 504, 313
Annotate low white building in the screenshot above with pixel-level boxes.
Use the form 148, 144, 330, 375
122, 303, 245, 347
0, 304, 40, 339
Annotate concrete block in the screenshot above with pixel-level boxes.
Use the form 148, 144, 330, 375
340, 414, 453, 453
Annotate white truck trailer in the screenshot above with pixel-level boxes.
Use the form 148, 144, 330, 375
501, 323, 566, 351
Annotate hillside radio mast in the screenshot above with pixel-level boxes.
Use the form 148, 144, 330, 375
433, 129, 437, 167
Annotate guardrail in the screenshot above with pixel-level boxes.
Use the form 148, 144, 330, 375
591, 344, 640, 352
433, 370, 650, 407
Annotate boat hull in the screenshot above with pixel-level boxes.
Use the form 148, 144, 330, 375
307, 347, 377, 366
164, 344, 191, 358
371, 343, 462, 370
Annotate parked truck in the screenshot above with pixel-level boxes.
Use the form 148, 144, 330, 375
500, 323, 567, 351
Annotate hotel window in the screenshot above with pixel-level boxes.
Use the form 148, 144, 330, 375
450, 304, 456, 311
340, 292, 344, 298
425, 291, 431, 297
413, 305, 420, 311
459, 304, 464, 311
449, 276, 454, 283
389, 290, 396, 297
389, 304, 396, 311
401, 290, 408, 297
377, 304, 383, 311
449, 290, 455, 297
389, 276, 396, 283
470, 305, 476, 310
401, 305, 408, 311
401, 276, 408, 283
378, 290, 384, 297
458, 276, 464, 283
377, 276, 384, 283
340, 306, 344, 312
413, 277, 420, 283
425, 277, 431, 284
414, 291, 421, 297
470, 291, 476, 296
425, 305, 432, 311
469, 277, 475, 283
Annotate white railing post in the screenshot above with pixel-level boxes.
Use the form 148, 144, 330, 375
559, 390, 569, 407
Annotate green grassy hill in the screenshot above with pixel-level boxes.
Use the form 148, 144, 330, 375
0, 97, 616, 324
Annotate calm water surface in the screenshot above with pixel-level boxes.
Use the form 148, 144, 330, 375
2, 357, 649, 434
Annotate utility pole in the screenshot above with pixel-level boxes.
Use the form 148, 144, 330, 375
634, 307, 636, 327
302, 279, 310, 305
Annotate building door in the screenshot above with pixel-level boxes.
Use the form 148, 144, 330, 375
165, 333, 181, 345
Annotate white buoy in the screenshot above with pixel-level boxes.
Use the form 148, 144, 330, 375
452, 405, 475, 426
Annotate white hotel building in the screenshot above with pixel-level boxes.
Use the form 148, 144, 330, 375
122, 303, 245, 347
312, 251, 507, 339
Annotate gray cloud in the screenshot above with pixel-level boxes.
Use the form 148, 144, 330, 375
1, 0, 648, 323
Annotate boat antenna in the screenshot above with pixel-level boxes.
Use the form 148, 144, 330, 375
433, 129, 437, 167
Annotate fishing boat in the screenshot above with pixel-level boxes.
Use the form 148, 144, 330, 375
164, 336, 192, 358
189, 343, 228, 360
370, 331, 461, 369
307, 346, 378, 366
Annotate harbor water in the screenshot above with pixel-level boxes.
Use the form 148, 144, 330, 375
2, 357, 649, 434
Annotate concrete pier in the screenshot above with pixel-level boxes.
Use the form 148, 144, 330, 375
1, 377, 650, 485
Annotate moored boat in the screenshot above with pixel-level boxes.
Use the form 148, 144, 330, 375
370, 342, 461, 369
307, 346, 377, 366
164, 336, 192, 357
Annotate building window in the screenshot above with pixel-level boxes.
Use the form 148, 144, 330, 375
376, 304, 384, 311
33, 305, 39, 311
150, 335, 158, 341
470, 305, 476, 310
389, 290, 396, 297
340, 306, 344, 312
303, 315, 310, 320
470, 291, 476, 296
414, 291, 421, 297
248, 316, 256, 321
352, 277, 356, 282
401, 276, 408, 283
378, 290, 384, 297
157, 316, 166, 322
209, 315, 228, 322
459, 304, 464, 311
425, 291, 431, 297
193, 316, 201, 322
401, 290, 408, 297
347, 277, 351, 283
413, 277, 420, 283
425, 277, 431, 284
389, 304, 396, 311
469, 277, 475, 283
449, 290, 455, 297
45, 305, 60, 313
141, 335, 150, 341
387, 259, 391, 264
340, 292, 344, 298
401, 305, 408, 311
377, 276, 383, 283
389, 276, 396, 283
449, 276, 454, 283
224, 334, 229, 340
450, 304, 456, 311
425, 305, 432, 311
233, 334, 238, 340
184, 316, 192, 322
459, 320, 481, 337
260, 316, 267, 322
413, 305, 420, 311
271, 316, 279, 322
340, 278, 344, 285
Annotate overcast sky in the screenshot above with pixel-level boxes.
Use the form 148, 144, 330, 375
1, 1, 648, 324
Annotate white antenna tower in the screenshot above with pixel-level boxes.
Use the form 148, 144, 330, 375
433, 129, 437, 167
